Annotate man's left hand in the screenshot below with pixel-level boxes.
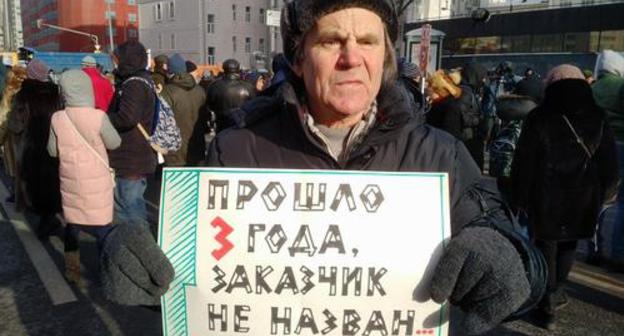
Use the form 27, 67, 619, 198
430, 227, 530, 335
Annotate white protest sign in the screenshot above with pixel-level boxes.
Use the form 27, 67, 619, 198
159, 168, 450, 336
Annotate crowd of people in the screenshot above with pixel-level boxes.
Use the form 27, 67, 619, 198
399, 50, 623, 330
0, 0, 622, 334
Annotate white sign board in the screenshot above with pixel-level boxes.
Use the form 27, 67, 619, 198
159, 168, 450, 336
266, 9, 281, 27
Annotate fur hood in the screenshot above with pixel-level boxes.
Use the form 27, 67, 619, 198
595, 49, 624, 78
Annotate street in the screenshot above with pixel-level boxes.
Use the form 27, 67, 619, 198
0, 175, 623, 336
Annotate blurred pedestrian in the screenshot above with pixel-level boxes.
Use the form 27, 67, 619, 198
0, 66, 27, 206
107, 41, 157, 229
152, 54, 169, 91
583, 69, 595, 85
7, 60, 54, 217
592, 49, 624, 272
16, 59, 64, 240
205, 58, 255, 132
160, 54, 206, 166
48, 69, 121, 284
427, 68, 482, 167
511, 64, 618, 330
82, 55, 114, 112
514, 68, 544, 104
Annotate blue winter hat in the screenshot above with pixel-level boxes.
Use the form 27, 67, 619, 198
167, 53, 186, 75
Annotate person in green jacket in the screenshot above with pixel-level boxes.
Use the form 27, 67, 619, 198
592, 49, 624, 272
160, 53, 206, 167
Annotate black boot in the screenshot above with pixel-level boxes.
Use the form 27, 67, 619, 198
36, 214, 61, 241
533, 293, 557, 330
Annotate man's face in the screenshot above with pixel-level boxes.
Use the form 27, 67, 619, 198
293, 8, 386, 127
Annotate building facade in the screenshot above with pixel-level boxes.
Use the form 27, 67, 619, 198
404, 0, 624, 73
0, 0, 23, 51
138, 0, 283, 69
22, 0, 139, 52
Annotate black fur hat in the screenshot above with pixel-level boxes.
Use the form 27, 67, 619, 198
281, 0, 398, 64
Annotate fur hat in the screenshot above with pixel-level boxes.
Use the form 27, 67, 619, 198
544, 64, 584, 87
280, 0, 398, 64
101, 223, 175, 306
26, 59, 50, 82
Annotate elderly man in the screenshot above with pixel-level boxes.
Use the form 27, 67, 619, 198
207, 1, 545, 334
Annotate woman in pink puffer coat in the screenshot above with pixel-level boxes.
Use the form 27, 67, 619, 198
48, 69, 121, 284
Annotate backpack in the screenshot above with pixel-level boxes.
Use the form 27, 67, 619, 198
123, 76, 182, 154
488, 120, 523, 177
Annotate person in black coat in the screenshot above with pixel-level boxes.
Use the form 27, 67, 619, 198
15, 60, 63, 239
511, 64, 618, 330
107, 41, 157, 228
205, 59, 256, 133
208, 1, 547, 334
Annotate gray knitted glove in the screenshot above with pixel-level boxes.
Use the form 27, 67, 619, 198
101, 223, 175, 305
430, 227, 530, 335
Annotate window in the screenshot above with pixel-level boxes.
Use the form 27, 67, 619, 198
128, 0, 136, 5
531, 34, 563, 52
501, 35, 531, 53
155, 3, 163, 21
207, 14, 215, 34
474, 36, 501, 54
168, 1, 175, 19
128, 13, 137, 23
106, 0, 115, 3
245, 37, 251, 53
564, 32, 590, 52
232, 36, 237, 52
232, 4, 236, 21
259, 8, 265, 24
259, 38, 265, 53
245, 6, 251, 22
170, 33, 175, 49
107, 27, 117, 37
207, 47, 216, 65
599, 30, 624, 51
105, 11, 116, 19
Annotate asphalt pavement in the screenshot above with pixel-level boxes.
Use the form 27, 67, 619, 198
0, 174, 623, 336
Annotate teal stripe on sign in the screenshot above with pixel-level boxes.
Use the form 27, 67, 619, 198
160, 170, 200, 336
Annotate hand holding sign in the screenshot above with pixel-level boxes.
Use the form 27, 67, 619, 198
159, 168, 451, 336
430, 227, 530, 335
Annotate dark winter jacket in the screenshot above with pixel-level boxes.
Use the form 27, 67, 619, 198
161, 73, 206, 166
205, 74, 256, 132
152, 69, 168, 90
514, 77, 544, 104
16, 79, 63, 215
108, 42, 157, 177
511, 79, 619, 240
427, 86, 480, 141
207, 81, 546, 313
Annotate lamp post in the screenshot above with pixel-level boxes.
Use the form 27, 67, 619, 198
106, 0, 115, 52
36, 19, 101, 52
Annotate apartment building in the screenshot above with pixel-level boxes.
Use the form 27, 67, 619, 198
0, 0, 23, 51
138, 0, 283, 69
403, 0, 624, 73
22, 0, 139, 52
